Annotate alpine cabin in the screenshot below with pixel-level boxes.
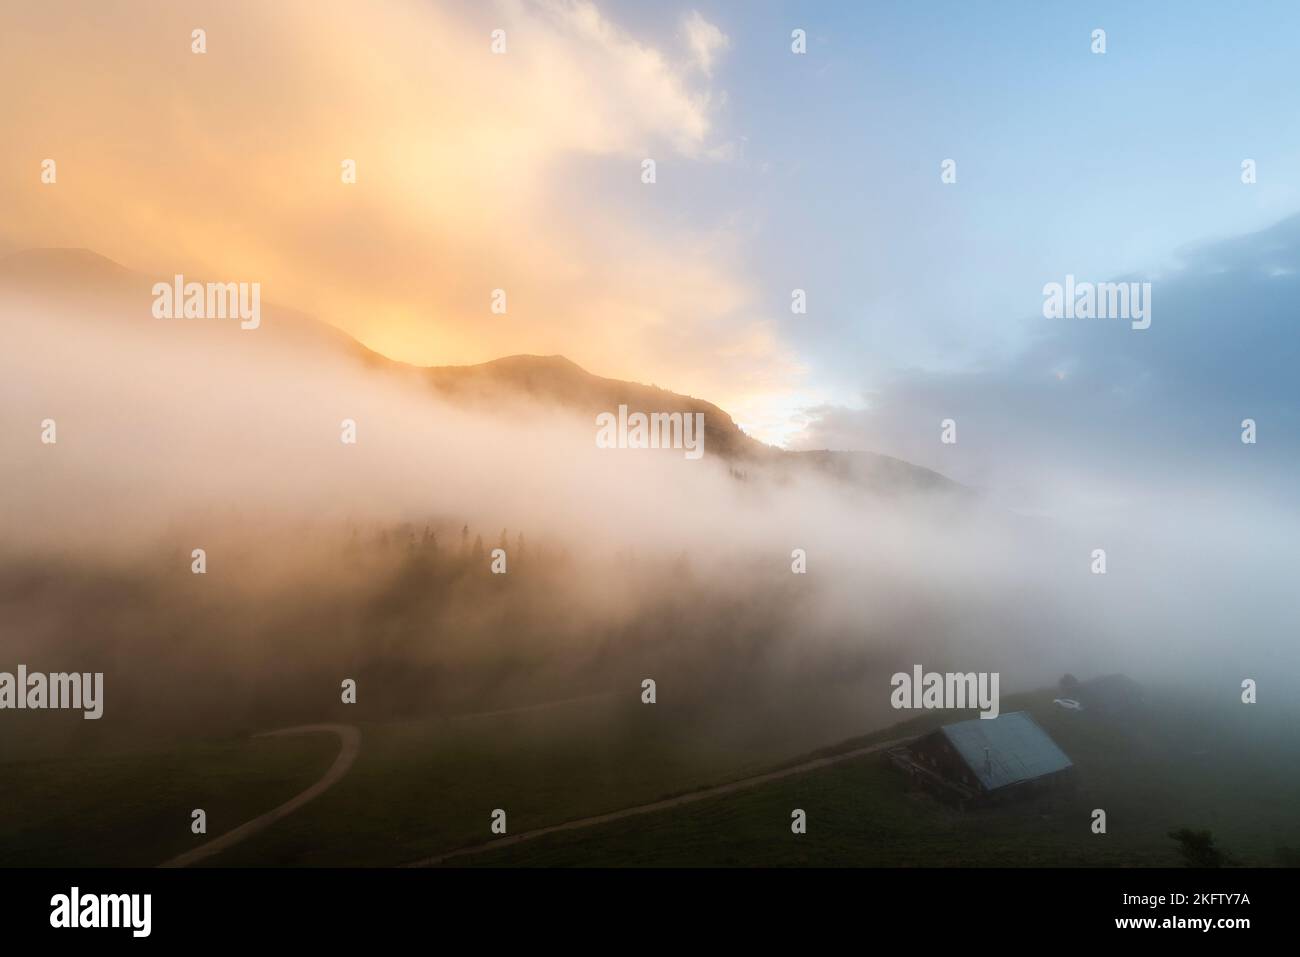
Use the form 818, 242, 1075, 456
888, 711, 1074, 806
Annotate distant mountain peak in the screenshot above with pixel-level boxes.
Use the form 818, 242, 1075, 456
0, 246, 960, 494
487, 354, 586, 370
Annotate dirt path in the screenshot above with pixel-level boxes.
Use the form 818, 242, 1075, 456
406, 735, 912, 867
159, 723, 360, 868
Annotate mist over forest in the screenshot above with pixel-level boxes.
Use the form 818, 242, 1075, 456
2, 251, 1294, 755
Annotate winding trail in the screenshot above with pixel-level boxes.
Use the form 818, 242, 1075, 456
159, 723, 360, 868
406, 734, 913, 867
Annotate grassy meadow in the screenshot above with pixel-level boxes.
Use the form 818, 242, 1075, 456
3, 683, 1296, 868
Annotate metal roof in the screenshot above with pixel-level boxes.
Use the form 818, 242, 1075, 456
938, 711, 1073, 791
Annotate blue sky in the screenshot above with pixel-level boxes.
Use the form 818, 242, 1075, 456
659, 0, 1300, 384
585, 1, 1300, 502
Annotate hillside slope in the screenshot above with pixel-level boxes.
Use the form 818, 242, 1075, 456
0, 247, 961, 494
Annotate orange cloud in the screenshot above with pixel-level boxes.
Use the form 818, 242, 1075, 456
0, 0, 806, 443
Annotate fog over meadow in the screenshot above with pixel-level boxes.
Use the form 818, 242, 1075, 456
1, 259, 1296, 747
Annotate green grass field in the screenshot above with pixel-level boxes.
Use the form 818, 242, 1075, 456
0, 731, 339, 867
456, 688, 1300, 867
3, 685, 1296, 867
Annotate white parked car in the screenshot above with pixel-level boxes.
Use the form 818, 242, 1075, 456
1053, 697, 1084, 710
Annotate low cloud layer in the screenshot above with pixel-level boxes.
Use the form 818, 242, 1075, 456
3, 268, 1295, 741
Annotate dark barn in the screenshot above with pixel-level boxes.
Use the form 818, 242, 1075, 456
889, 711, 1074, 806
